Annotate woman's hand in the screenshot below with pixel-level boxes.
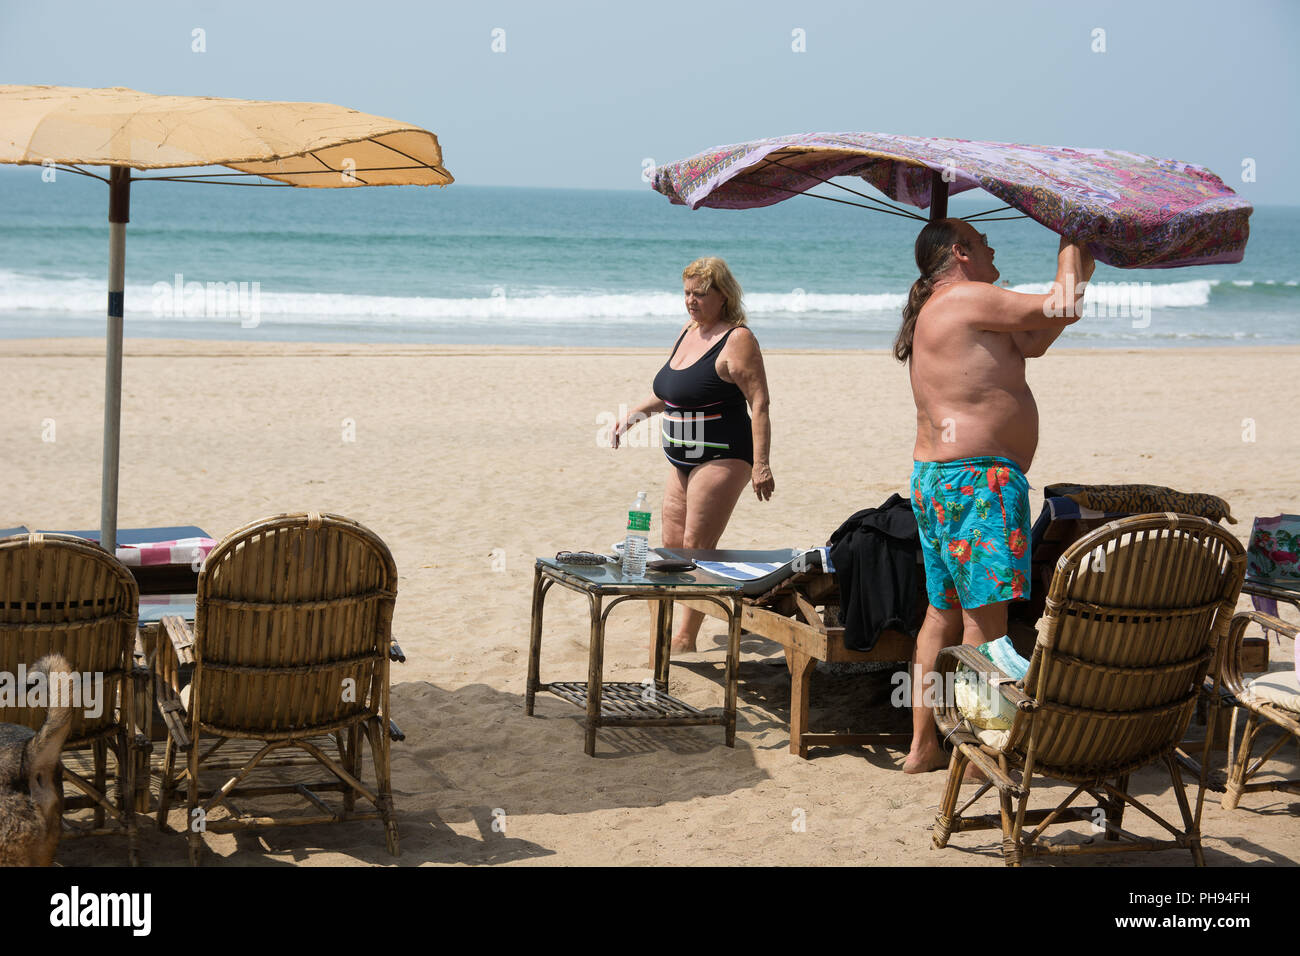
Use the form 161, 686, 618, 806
610, 397, 666, 450
752, 462, 774, 501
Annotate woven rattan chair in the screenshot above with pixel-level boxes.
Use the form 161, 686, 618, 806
153, 513, 400, 864
931, 514, 1246, 866
0, 532, 143, 864
1215, 609, 1299, 808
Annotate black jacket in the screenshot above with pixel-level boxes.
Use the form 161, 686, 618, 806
827, 494, 922, 651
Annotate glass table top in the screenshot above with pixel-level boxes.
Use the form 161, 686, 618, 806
536, 556, 741, 590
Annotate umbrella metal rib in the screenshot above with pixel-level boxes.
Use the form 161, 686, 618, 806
746, 180, 931, 220
133, 177, 290, 187
134, 164, 450, 185
756, 159, 1028, 224
758, 156, 926, 219
962, 204, 1016, 219
53, 164, 110, 183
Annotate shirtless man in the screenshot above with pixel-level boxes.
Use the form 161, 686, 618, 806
894, 218, 1095, 773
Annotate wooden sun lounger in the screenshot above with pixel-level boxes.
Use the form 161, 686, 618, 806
663, 548, 918, 758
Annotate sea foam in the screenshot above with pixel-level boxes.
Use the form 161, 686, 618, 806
0, 270, 1263, 324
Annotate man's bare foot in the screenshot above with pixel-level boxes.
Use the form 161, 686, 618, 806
962, 762, 989, 785
902, 748, 949, 774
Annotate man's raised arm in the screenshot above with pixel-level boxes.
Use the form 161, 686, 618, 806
1013, 239, 1096, 357
947, 237, 1095, 344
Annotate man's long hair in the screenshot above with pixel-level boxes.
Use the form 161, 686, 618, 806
893, 218, 965, 363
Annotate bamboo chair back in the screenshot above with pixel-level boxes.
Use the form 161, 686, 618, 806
1012, 514, 1245, 780
0, 533, 138, 747
193, 513, 397, 739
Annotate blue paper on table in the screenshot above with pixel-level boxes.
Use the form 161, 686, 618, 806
654, 547, 834, 597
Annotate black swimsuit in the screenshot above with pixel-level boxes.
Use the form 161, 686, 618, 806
652, 327, 754, 471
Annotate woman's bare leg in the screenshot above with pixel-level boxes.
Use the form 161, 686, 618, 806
661, 466, 690, 550
672, 459, 752, 652
649, 467, 691, 662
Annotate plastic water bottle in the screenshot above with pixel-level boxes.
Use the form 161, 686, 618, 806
621, 491, 652, 577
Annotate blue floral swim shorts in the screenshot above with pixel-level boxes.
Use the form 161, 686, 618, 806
909, 456, 1032, 610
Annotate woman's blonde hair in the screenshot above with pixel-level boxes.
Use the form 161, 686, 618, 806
682, 257, 747, 328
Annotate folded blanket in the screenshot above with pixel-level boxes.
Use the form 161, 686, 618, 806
1043, 483, 1235, 524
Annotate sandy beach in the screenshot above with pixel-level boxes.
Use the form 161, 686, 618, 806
2, 338, 1296, 867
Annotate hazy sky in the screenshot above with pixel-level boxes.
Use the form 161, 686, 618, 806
3, 0, 1296, 203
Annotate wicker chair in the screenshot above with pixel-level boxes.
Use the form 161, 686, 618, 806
1216, 609, 1300, 809
931, 514, 1246, 866
153, 513, 400, 864
0, 532, 143, 864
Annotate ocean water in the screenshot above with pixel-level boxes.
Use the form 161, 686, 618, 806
0, 167, 1295, 349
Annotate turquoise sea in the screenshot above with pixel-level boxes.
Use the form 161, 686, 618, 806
0, 168, 1296, 349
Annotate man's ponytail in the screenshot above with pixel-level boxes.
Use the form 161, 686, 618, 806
893, 218, 965, 363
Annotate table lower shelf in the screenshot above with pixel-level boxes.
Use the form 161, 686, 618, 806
545, 681, 724, 726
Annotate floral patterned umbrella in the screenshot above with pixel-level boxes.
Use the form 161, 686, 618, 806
650, 132, 1251, 269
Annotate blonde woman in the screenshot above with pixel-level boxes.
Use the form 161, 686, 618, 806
613, 257, 774, 653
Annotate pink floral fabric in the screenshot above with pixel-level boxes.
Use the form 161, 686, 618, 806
1247, 515, 1300, 585
651, 132, 1251, 268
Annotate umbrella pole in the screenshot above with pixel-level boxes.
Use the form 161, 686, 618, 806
929, 170, 949, 221
101, 165, 130, 553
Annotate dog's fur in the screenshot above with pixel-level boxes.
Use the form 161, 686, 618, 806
0, 655, 73, 866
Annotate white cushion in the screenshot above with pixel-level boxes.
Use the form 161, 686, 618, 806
974, 726, 1011, 750
1245, 670, 1300, 713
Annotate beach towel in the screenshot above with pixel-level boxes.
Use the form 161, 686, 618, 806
114, 536, 215, 568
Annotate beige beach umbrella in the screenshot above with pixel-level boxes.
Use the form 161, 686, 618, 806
0, 85, 453, 550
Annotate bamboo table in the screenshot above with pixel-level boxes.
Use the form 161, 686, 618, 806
525, 557, 743, 756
